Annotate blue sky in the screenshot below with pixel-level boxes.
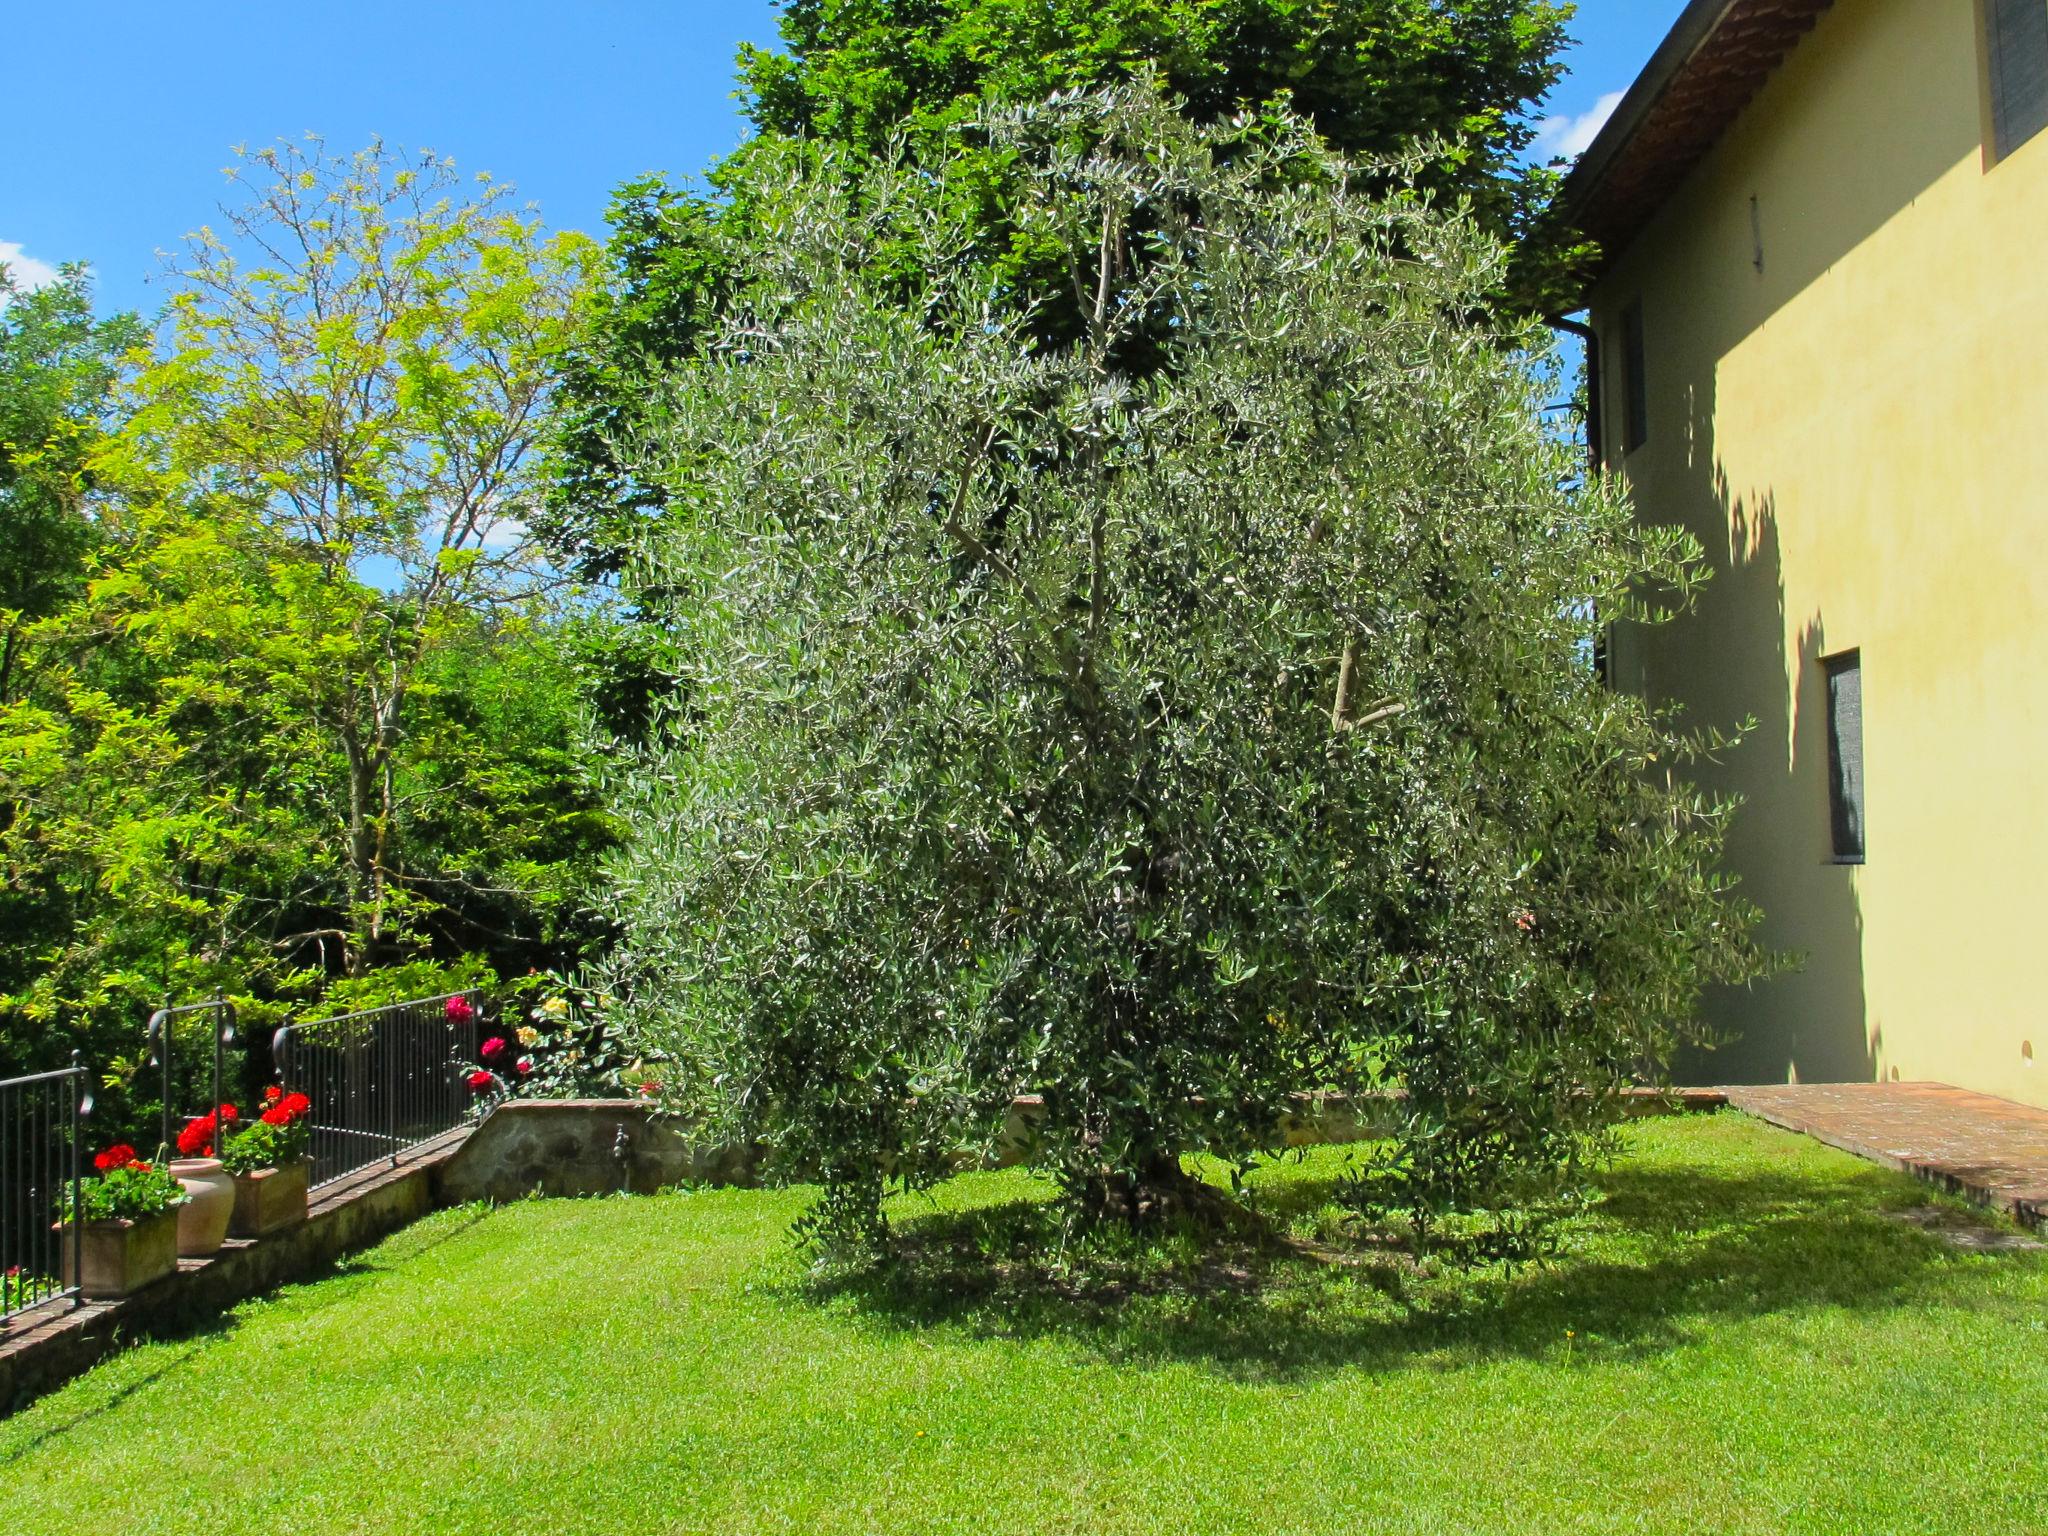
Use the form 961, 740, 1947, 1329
2, 1, 1685, 319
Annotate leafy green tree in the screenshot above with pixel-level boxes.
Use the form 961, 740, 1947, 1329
741, 0, 1576, 294
0, 143, 613, 1077
0, 265, 145, 706
0, 264, 146, 1064
605, 90, 1765, 1249
546, 0, 1584, 580
90, 136, 601, 978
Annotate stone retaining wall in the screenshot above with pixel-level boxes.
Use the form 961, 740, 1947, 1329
428, 1087, 1727, 1203
433, 1100, 758, 1203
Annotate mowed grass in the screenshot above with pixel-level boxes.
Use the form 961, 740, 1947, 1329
2, 1113, 2043, 1535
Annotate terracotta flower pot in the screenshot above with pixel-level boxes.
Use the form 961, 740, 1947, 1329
169, 1157, 236, 1256
229, 1161, 310, 1238
59, 1206, 181, 1298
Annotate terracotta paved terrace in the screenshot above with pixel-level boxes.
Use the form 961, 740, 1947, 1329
1723, 1081, 2048, 1230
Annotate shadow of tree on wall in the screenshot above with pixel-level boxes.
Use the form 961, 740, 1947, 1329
1690, 480, 1873, 1086
1625, 350, 1873, 1088
806, 1151, 1960, 1384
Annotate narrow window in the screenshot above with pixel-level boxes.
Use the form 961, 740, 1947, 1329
1823, 650, 1865, 863
1620, 299, 1648, 454
1584, 325, 1605, 473
1987, 0, 2048, 161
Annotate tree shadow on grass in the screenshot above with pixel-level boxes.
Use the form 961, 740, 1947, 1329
805, 1157, 2007, 1383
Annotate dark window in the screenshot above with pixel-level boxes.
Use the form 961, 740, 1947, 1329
1823, 650, 1865, 863
1620, 299, 1648, 454
1987, 0, 2048, 161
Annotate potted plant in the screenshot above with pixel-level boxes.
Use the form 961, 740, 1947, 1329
170, 1105, 240, 1256
220, 1086, 313, 1237
56, 1146, 186, 1298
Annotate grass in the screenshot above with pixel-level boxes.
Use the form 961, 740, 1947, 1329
1, 1112, 2043, 1535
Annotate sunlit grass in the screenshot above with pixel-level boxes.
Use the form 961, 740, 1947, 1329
1, 1113, 2042, 1535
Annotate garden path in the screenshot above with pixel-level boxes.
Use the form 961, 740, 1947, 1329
1724, 1081, 2048, 1232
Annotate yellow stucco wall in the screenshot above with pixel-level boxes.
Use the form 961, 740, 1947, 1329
1594, 0, 2048, 1107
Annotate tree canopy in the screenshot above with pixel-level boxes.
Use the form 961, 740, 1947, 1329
545, 0, 1587, 581
0, 267, 146, 706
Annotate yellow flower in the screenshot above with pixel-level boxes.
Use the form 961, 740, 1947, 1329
515, 1026, 540, 1048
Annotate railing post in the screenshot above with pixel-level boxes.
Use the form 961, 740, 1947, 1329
215, 999, 236, 1164
69, 1050, 85, 1307
386, 1009, 398, 1170
151, 998, 173, 1158
3, 1080, 13, 1321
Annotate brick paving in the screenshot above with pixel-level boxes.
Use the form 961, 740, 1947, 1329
1723, 1081, 2048, 1231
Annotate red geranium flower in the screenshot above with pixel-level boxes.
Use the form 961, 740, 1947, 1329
480, 1035, 508, 1062
465, 1069, 495, 1093
176, 1103, 239, 1157
178, 1112, 216, 1157
95, 1144, 139, 1172
261, 1090, 311, 1127
263, 1085, 283, 1105
445, 995, 476, 1026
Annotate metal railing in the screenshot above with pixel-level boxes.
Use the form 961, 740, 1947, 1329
273, 992, 482, 1190
146, 998, 237, 1156
1, 1058, 87, 1326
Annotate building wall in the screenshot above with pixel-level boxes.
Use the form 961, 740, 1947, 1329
1593, 0, 2048, 1107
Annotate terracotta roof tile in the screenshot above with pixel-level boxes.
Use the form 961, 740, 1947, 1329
1562, 0, 1837, 273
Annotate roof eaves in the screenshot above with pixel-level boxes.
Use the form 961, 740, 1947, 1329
1557, 0, 1837, 277
1561, 0, 1742, 221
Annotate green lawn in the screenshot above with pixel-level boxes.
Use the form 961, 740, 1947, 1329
2, 1113, 2043, 1535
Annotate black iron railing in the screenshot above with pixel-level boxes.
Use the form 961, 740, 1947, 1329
146, 998, 237, 1155
0, 1058, 87, 1326
273, 992, 482, 1190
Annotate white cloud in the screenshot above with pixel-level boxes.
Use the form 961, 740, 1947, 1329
478, 514, 527, 552
1534, 90, 1626, 162
0, 240, 63, 302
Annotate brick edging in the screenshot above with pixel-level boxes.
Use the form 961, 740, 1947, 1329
1723, 1086, 2046, 1233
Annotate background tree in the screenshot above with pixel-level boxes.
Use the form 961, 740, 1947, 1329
605, 90, 1765, 1250
0, 265, 145, 707
99, 137, 601, 979
546, 0, 1585, 583
0, 265, 147, 1070
0, 143, 614, 1086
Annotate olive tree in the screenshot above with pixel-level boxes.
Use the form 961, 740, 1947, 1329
607, 88, 1764, 1247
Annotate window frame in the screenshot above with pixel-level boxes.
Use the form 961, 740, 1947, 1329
1821, 648, 1866, 865
1983, 0, 2048, 165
